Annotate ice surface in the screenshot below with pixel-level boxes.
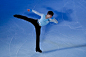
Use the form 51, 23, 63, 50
0, 0, 86, 57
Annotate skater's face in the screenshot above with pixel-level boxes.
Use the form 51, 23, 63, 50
47, 14, 52, 18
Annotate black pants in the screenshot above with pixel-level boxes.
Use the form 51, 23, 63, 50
13, 15, 41, 49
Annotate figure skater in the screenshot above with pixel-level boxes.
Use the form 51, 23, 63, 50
13, 9, 58, 53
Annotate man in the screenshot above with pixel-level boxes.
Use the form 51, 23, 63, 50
13, 9, 58, 53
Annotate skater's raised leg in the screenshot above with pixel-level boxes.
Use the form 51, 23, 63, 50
13, 14, 37, 26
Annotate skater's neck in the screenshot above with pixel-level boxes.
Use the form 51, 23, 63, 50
45, 15, 49, 19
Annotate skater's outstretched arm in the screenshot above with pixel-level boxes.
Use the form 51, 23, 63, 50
27, 9, 43, 16
49, 18, 58, 24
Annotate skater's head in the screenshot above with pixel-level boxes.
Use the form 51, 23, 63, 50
47, 11, 54, 18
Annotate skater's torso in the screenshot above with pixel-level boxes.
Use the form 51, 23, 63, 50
37, 14, 50, 26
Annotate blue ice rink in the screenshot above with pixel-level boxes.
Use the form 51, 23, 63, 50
0, 0, 86, 57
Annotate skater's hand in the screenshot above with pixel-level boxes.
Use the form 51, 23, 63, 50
27, 9, 30, 12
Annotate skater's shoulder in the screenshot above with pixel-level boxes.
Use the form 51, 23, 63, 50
41, 14, 45, 17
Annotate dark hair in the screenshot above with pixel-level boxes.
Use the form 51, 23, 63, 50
47, 11, 54, 16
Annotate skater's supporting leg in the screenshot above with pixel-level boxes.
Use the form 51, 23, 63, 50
35, 25, 41, 49
35, 25, 42, 53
